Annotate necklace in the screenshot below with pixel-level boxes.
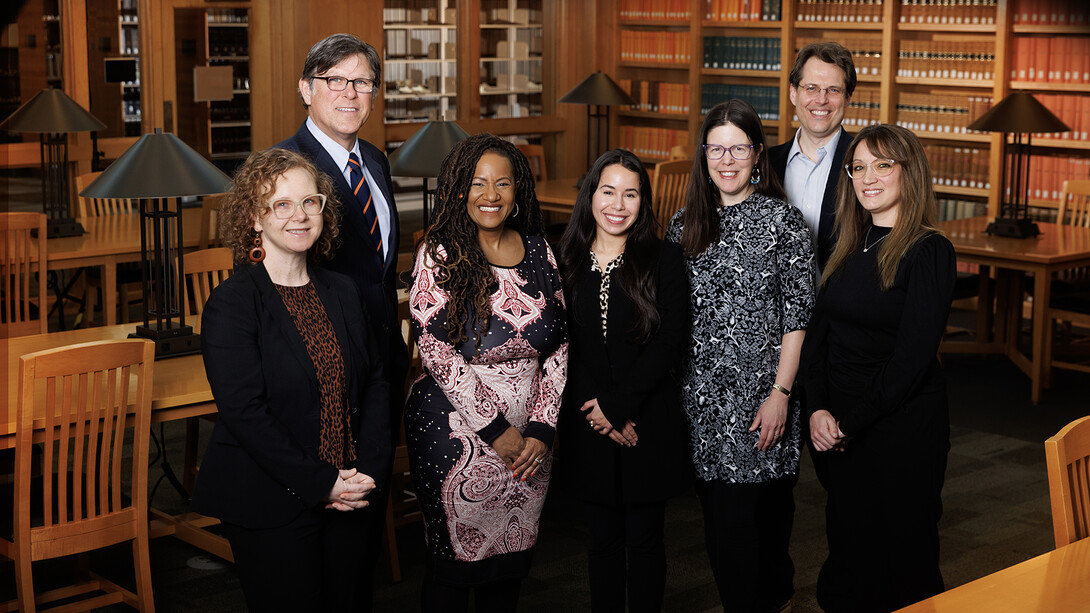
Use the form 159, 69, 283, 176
863, 227, 888, 253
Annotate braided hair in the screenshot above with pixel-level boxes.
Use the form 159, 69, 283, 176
421, 134, 545, 348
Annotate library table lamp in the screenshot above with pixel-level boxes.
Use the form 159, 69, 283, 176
967, 91, 1070, 239
80, 128, 232, 359
0, 88, 107, 238
559, 71, 636, 169
388, 120, 470, 227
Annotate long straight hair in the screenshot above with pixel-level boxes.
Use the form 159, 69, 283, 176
558, 149, 661, 344
679, 99, 785, 257
822, 123, 942, 290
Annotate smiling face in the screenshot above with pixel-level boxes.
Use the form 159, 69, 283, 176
591, 164, 641, 243
253, 167, 324, 263
465, 152, 516, 235
851, 141, 902, 226
789, 57, 850, 145
299, 53, 374, 151
706, 123, 759, 205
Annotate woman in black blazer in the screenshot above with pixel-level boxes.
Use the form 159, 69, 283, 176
557, 149, 692, 612
192, 148, 391, 611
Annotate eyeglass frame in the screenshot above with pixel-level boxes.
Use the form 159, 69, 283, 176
311, 75, 379, 94
267, 193, 328, 219
703, 143, 757, 161
844, 159, 899, 180
796, 83, 847, 99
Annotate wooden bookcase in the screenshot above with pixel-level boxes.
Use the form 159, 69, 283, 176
604, 0, 1090, 218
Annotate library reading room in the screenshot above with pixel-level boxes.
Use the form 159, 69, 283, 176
2, 1, 1090, 611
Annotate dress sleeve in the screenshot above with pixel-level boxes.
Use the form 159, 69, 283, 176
524, 241, 569, 445
839, 234, 957, 436
799, 292, 832, 418
778, 205, 817, 335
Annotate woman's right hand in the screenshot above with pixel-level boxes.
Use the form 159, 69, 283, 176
491, 426, 526, 469
809, 410, 845, 452
325, 468, 376, 511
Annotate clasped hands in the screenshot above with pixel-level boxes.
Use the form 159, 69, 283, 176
809, 409, 849, 452
326, 468, 376, 511
580, 399, 637, 447
492, 426, 547, 482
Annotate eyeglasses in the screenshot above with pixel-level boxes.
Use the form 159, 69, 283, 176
312, 76, 378, 94
268, 194, 327, 219
845, 159, 898, 179
703, 143, 756, 161
798, 83, 846, 99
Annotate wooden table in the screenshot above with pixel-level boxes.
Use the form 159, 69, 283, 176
895, 537, 1090, 612
535, 178, 579, 214
43, 207, 203, 326
939, 217, 1090, 403
4, 324, 233, 562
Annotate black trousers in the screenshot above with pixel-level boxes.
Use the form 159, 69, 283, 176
222, 502, 383, 612
695, 474, 797, 613
584, 500, 668, 613
420, 572, 523, 613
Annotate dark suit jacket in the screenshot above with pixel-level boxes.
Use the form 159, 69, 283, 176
276, 122, 409, 425
557, 241, 692, 506
192, 263, 392, 529
769, 127, 853, 269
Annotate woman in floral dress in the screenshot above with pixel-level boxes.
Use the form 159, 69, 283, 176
406, 134, 568, 613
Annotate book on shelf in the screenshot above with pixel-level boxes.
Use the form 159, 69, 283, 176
620, 0, 691, 21
899, 0, 997, 25
1033, 93, 1089, 141
702, 83, 779, 120
895, 92, 993, 135
703, 37, 780, 71
618, 79, 691, 115
797, 35, 883, 77
937, 198, 988, 222
844, 87, 881, 128
621, 30, 691, 64
705, 0, 782, 21
925, 144, 989, 190
1010, 37, 1090, 84
896, 39, 995, 80
1025, 155, 1090, 203
796, 0, 884, 23
619, 125, 689, 161
1012, 0, 1088, 26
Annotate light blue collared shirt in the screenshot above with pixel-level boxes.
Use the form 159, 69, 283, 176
305, 117, 391, 259
783, 128, 843, 243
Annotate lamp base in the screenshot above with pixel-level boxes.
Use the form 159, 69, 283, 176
131, 322, 201, 359
985, 217, 1040, 239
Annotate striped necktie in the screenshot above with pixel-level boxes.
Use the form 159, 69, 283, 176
348, 152, 382, 254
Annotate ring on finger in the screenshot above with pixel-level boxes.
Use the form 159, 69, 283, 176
533, 457, 544, 465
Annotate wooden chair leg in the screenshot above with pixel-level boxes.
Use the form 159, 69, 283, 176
133, 536, 155, 612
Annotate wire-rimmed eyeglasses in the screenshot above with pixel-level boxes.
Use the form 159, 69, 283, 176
798, 83, 846, 99
844, 159, 898, 179
703, 143, 756, 161
268, 194, 328, 219
312, 76, 378, 94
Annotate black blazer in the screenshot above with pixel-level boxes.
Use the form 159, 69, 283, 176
192, 263, 392, 529
557, 241, 692, 506
769, 127, 853, 269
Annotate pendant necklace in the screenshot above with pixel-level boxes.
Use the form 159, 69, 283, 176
863, 227, 888, 253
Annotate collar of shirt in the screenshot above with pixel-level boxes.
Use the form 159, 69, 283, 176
786, 127, 842, 167
305, 117, 361, 183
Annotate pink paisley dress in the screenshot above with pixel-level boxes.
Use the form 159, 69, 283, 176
405, 234, 568, 584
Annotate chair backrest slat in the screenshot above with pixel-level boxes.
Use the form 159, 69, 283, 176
651, 159, 692, 238
1046, 415, 1090, 547
516, 144, 548, 182
1057, 180, 1090, 228
183, 247, 234, 317
0, 212, 48, 336
75, 172, 134, 218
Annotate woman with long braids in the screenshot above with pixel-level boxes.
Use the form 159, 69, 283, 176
405, 133, 568, 613
557, 149, 691, 612
665, 99, 816, 613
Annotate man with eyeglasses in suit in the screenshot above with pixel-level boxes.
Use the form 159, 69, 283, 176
769, 41, 857, 271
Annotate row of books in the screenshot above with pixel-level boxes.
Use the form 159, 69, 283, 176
1012, 0, 1089, 26
895, 93, 994, 135
702, 37, 781, 71
1034, 94, 1090, 141
617, 79, 692, 115
936, 198, 988, 222
1021, 155, 1090, 203
896, 40, 995, 81
701, 84, 780, 119
384, 29, 451, 60
899, 0, 997, 25
618, 0, 690, 21
843, 88, 882, 128
925, 144, 990, 190
620, 31, 692, 64
796, 35, 883, 77
796, 0, 885, 23
619, 126, 689, 161
705, 0, 783, 21
1009, 37, 1090, 84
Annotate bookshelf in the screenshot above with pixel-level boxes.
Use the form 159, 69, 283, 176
383, 1, 458, 123
603, 0, 1090, 218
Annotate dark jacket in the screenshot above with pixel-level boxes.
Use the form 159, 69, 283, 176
192, 263, 392, 529
557, 241, 692, 505
769, 126, 853, 269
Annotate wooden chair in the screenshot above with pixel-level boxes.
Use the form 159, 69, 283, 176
1, 339, 156, 612
669, 144, 692, 160
75, 172, 142, 326
650, 159, 692, 237
1045, 181, 1090, 374
183, 247, 233, 317
1, 212, 48, 337
1045, 415, 1090, 547
516, 144, 548, 182
74, 172, 133, 217
198, 194, 226, 250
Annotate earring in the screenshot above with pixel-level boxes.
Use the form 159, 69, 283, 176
750, 167, 762, 185
249, 231, 265, 262
512, 202, 520, 218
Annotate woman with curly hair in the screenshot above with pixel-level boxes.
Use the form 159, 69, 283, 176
191, 148, 391, 611
406, 133, 568, 612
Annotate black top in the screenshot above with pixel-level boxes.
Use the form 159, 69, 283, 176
557, 240, 692, 505
801, 227, 956, 439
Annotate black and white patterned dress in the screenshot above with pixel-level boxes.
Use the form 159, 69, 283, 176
665, 192, 816, 483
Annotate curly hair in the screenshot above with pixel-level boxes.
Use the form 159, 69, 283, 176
220, 148, 341, 266
421, 133, 544, 348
